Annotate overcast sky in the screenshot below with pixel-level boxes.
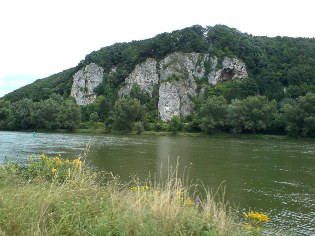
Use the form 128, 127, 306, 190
1, 0, 314, 98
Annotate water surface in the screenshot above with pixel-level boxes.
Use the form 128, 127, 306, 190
0, 131, 314, 235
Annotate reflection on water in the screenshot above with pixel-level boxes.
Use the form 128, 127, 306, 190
0, 131, 314, 235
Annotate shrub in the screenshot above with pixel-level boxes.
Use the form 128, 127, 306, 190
4, 154, 87, 183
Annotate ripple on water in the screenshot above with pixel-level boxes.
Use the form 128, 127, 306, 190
269, 209, 315, 236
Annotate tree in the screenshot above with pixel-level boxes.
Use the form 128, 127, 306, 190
227, 96, 278, 134
57, 99, 81, 131
282, 93, 315, 137
11, 98, 35, 130
168, 116, 182, 134
37, 96, 61, 130
134, 121, 144, 134
200, 96, 228, 134
112, 98, 143, 132
0, 100, 14, 130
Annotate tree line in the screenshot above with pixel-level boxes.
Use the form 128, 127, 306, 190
0, 94, 80, 131
1, 92, 313, 138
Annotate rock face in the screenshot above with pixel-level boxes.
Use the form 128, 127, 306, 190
118, 58, 159, 97
158, 53, 200, 121
159, 52, 207, 81
208, 57, 248, 85
116, 52, 248, 121
158, 82, 181, 119
71, 63, 104, 105
158, 78, 197, 121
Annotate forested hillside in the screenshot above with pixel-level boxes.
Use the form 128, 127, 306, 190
1, 25, 314, 137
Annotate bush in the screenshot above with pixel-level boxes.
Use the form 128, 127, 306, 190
168, 116, 182, 134
4, 154, 87, 183
112, 98, 143, 132
134, 121, 144, 134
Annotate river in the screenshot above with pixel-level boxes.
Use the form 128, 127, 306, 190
0, 131, 314, 235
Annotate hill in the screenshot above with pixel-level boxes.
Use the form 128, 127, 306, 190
3, 24, 315, 102
1, 25, 314, 137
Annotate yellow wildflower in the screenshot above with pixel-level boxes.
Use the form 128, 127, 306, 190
185, 197, 194, 206
72, 159, 81, 168
54, 157, 63, 165
243, 223, 254, 231
244, 211, 270, 222
52, 168, 57, 173
141, 185, 149, 191
40, 154, 47, 160
130, 186, 139, 191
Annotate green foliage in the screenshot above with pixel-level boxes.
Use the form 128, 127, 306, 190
129, 84, 159, 126
0, 100, 14, 129
200, 96, 228, 134
207, 25, 315, 100
207, 78, 259, 102
167, 116, 182, 134
281, 92, 315, 137
0, 94, 80, 131
1, 24, 315, 137
56, 99, 81, 131
112, 98, 143, 132
227, 96, 278, 134
81, 95, 111, 123
89, 112, 99, 122
4, 154, 86, 183
134, 121, 144, 134
129, 84, 151, 104
3, 68, 76, 102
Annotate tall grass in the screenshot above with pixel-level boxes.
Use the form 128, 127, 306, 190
0, 155, 243, 236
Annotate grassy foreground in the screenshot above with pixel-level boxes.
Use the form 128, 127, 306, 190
0, 155, 267, 235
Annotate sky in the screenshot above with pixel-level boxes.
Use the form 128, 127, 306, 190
1, 0, 314, 98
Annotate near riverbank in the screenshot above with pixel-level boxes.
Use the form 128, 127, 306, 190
0, 154, 269, 235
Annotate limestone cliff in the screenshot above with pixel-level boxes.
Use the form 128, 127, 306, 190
118, 58, 159, 97
159, 52, 207, 81
158, 53, 200, 121
71, 53, 247, 121
208, 57, 248, 85
117, 52, 247, 121
71, 63, 104, 105
158, 78, 197, 121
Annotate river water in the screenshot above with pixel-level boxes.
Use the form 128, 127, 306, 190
0, 131, 314, 235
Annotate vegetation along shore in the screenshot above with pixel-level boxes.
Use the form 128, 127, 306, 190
0, 153, 271, 235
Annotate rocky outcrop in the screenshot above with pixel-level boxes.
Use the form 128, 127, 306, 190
158, 53, 200, 121
208, 57, 247, 85
158, 78, 197, 121
116, 52, 248, 121
158, 82, 181, 119
71, 63, 104, 105
118, 58, 159, 97
160, 52, 207, 81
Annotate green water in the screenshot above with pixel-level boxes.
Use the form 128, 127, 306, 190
1, 131, 314, 235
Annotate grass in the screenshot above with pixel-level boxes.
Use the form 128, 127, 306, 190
0, 155, 247, 236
